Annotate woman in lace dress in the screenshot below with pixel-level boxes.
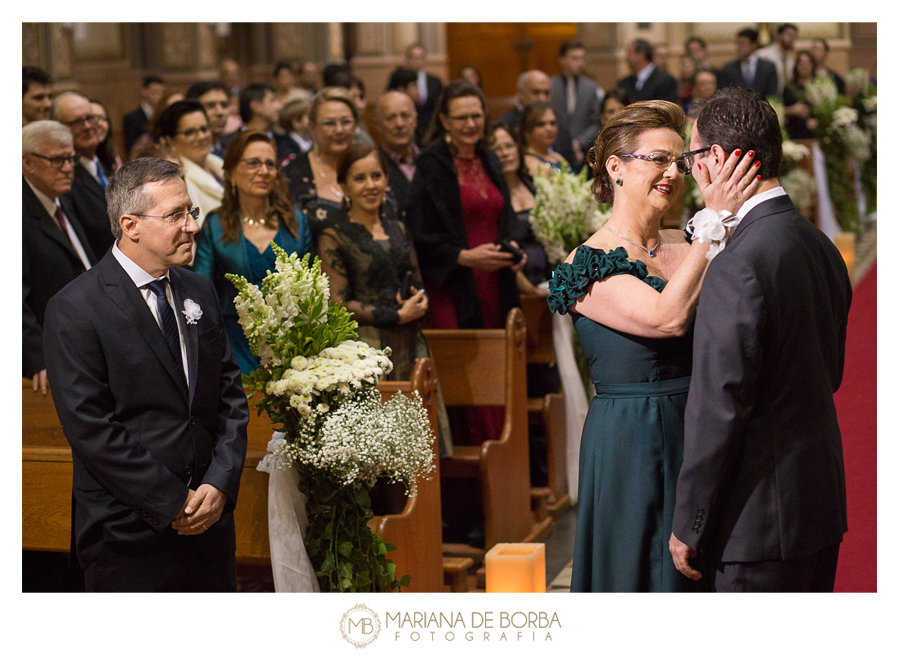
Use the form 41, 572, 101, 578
547, 100, 760, 591
315, 143, 453, 458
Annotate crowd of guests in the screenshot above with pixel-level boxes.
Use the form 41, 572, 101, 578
22, 27, 846, 396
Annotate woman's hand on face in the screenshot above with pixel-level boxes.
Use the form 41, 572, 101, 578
396, 288, 428, 324
695, 149, 762, 215
457, 243, 515, 272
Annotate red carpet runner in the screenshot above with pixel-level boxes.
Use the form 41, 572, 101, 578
833, 262, 877, 592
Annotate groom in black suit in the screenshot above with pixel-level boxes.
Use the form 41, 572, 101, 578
43, 158, 248, 592
670, 88, 852, 592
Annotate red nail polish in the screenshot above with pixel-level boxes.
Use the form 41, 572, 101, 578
755, 161, 761, 167
734, 150, 741, 157
696, 163, 701, 171
756, 175, 761, 181
748, 150, 755, 157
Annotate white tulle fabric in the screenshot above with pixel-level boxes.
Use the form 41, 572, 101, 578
256, 434, 320, 592
551, 309, 590, 504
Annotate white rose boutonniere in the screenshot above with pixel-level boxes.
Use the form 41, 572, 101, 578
182, 298, 203, 325
686, 208, 736, 261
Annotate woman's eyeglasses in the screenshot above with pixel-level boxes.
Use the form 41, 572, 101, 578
174, 125, 211, 140
240, 158, 278, 172
620, 147, 712, 176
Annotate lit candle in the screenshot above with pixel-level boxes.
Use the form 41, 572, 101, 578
485, 543, 546, 593
834, 231, 856, 278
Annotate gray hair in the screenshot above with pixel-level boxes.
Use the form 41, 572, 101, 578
106, 157, 183, 239
22, 120, 72, 154
50, 90, 89, 121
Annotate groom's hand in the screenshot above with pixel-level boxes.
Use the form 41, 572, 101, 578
172, 484, 226, 535
669, 532, 702, 581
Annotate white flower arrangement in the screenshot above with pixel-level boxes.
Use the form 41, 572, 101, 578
782, 140, 811, 163
845, 68, 871, 99
780, 168, 817, 211
804, 76, 839, 108
529, 164, 610, 266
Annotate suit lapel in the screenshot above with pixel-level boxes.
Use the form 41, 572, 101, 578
99, 253, 189, 396
168, 268, 199, 406
75, 163, 106, 201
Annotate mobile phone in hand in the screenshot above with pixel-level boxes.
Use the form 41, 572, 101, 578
399, 270, 415, 300
497, 240, 525, 264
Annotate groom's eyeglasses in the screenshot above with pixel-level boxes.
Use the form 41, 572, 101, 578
681, 147, 712, 175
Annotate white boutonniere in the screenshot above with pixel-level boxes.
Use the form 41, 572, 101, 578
686, 208, 737, 261
182, 298, 203, 325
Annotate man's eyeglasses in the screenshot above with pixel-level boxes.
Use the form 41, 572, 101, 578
134, 206, 201, 226
240, 158, 278, 172
62, 114, 100, 129
29, 152, 78, 169
174, 125, 211, 140
682, 147, 712, 174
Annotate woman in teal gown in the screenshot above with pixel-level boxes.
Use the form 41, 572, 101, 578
194, 131, 312, 375
547, 100, 760, 592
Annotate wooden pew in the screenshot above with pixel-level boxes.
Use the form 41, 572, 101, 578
519, 293, 570, 519
23, 358, 447, 592
369, 358, 445, 592
423, 308, 552, 552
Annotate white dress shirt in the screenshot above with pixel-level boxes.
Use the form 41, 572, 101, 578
112, 241, 190, 384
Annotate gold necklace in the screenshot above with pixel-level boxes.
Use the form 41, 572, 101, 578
241, 216, 270, 227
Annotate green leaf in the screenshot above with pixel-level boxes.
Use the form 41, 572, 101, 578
338, 541, 353, 557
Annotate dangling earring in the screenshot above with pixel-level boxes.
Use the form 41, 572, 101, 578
444, 132, 452, 144
615, 178, 623, 186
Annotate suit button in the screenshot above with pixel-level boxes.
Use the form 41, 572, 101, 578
184, 467, 191, 475
190, 417, 197, 426
151, 517, 159, 525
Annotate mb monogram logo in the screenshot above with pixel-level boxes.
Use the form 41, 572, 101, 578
340, 604, 382, 648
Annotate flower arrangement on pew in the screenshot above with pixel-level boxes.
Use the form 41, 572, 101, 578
227, 245, 435, 592
529, 162, 611, 267
779, 140, 817, 215
805, 71, 876, 233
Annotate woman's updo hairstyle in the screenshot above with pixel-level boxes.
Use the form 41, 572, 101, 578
587, 100, 685, 204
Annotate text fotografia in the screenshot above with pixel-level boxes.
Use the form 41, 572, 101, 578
386, 611, 561, 642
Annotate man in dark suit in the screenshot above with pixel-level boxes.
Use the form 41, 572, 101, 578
617, 39, 678, 104
23, 120, 97, 394
498, 69, 579, 169
405, 43, 443, 145
670, 88, 852, 592
43, 158, 249, 592
375, 90, 419, 214
52, 91, 116, 259
550, 39, 602, 161
122, 75, 165, 154
715, 28, 779, 98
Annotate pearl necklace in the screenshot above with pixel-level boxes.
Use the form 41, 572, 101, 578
604, 223, 660, 258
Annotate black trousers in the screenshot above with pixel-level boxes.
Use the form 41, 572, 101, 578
713, 543, 841, 593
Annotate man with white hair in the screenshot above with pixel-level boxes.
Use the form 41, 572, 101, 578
52, 91, 115, 259
23, 120, 97, 394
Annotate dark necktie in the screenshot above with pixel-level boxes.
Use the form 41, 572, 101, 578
54, 206, 74, 248
145, 278, 184, 378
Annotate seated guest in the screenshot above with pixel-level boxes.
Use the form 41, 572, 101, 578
387, 67, 420, 105
158, 100, 224, 228
186, 81, 231, 157
783, 50, 820, 140
51, 91, 115, 259
23, 120, 97, 393
375, 90, 419, 214
316, 143, 453, 457
490, 121, 548, 296
193, 131, 312, 375
89, 98, 121, 176
498, 69, 579, 169
273, 61, 306, 109
521, 101, 568, 178
458, 65, 482, 88
683, 69, 717, 116
23, 66, 53, 126
283, 86, 359, 226
617, 39, 678, 103
122, 75, 165, 154
811, 38, 846, 95
275, 97, 313, 165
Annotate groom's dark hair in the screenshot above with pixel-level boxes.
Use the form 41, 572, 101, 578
691, 87, 782, 181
